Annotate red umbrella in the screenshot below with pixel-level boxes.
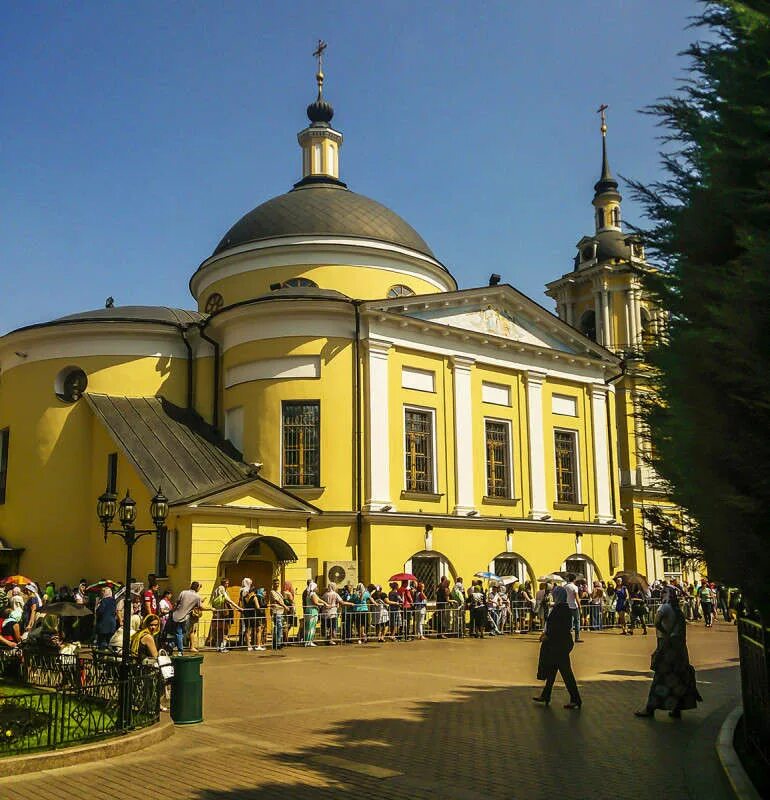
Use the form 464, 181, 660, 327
0, 575, 33, 586
85, 579, 121, 593
389, 573, 417, 583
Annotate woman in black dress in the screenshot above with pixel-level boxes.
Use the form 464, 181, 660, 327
533, 586, 582, 709
635, 586, 702, 718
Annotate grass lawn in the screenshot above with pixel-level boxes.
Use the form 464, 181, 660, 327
0, 680, 119, 755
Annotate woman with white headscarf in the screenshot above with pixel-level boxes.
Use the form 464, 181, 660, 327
303, 581, 328, 647
635, 586, 702, 719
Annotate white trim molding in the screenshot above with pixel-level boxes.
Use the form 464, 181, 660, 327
225, 356, 320, 388
364, 338, 393, 512
525, 370, 549, 519
451, 355, 476, 515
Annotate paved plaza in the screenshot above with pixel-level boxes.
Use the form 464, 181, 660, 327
4, 621, 739, 799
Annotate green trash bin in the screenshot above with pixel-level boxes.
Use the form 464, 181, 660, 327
170, 654, 203, 724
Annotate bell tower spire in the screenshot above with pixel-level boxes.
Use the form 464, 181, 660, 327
296, 39, 344, 187
592, 104, 621, 232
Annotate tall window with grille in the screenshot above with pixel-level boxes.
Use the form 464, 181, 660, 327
282, 401, 320, 487
554, 430, 579, 504
0, 428, 8, 504
404, 408, 434, 493
485, 419, 511, 498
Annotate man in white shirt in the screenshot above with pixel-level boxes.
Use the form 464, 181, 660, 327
564, 574, 582, 642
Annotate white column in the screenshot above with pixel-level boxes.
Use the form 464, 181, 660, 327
526, 371, 549, 519
627, 289, 638, 347
591, 384, 614, 522
623, 290, 632, 349
594, 291, 603, 344
364, 339, 393, 511
451, 356, 476, 515
602, 287, 612, 349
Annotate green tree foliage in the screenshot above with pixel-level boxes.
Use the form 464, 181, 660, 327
629, 1, 770, 612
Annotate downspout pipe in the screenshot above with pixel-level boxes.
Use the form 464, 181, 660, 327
353, 300, 363, 579
181, 326, 194, 411
198, 321, 221, 431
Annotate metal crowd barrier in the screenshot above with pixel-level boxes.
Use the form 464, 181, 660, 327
164, 599, 670, 652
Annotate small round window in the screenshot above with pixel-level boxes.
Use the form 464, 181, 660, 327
55, 366, 88, 403
281, 278, 318, 288
204, 292, 224, 313
387, 284, 415, 298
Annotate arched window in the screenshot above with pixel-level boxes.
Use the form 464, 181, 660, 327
405, 550, 454, 599
611, 207, 621, 227
560, 554, 601, 585
489, 553, 533, 586
281, 278, 318, 289
596, 208, 605, 228
387, 284, 415, 299
579, 310, 597, 342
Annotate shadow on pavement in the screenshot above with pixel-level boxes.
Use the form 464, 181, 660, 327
191, 665, 739, 800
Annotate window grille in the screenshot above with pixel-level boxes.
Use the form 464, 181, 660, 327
485, 420, 510, 497
404, 409, 434, 493
387, 284, 415, 298
282, 401, 320, 487
554, 430, 578, 504
412, 557, 440, 599
494, 557, 521, 579
281, 278, 318, 288
662, 556, 682, 575
107, 452, 118, 494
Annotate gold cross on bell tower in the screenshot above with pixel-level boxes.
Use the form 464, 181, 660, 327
597, 103, 608, 136
313, 39, 327, 98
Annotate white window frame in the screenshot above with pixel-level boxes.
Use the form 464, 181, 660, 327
483, 416, 514, 499
662, 556, 682, 576
553, 428, 581, 504
403, 404, 438, 494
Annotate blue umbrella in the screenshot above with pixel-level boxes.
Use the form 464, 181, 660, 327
474, 571, 501, 581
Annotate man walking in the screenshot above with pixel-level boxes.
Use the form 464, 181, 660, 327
564, 574, 582, 642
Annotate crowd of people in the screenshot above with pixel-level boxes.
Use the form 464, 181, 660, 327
0, 572, 737, 658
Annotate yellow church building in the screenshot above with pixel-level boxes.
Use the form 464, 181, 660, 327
0, 64, 681, 601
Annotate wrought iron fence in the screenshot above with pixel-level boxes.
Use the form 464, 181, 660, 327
737, 615, 770, 768
0, 652, 161, 757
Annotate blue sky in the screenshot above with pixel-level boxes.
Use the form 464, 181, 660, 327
1, 1, 701, 333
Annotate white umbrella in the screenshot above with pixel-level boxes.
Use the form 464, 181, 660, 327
500, 576, 519, 585
538, 573, 565, 583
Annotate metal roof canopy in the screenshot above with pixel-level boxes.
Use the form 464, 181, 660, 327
218, 534, 298, 565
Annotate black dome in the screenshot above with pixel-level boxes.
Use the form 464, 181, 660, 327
213, 182, 437, 260
595, 230, 631, 262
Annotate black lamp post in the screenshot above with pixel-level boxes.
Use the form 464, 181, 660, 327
96, 485, 168, 726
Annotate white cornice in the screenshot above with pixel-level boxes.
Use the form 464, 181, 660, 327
190, 235, 457, 297
0, 322, 188, 373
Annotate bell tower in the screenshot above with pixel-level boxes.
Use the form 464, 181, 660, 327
545, 106, 658, 353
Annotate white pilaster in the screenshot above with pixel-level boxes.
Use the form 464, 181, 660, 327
364, 339, 393, 511
623, 289, 632, 349
591, 384, 614, 522
526, 370, 549, 519
451, 356, 476, 515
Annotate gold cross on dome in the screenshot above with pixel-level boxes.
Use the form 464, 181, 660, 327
597, 103, 608, 135
313, 39, 327, 97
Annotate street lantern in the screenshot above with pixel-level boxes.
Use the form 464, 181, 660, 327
150, 487, 169, 529
97, 489, 118, 528
95, 484, 169, 729
118, 490, 137, 527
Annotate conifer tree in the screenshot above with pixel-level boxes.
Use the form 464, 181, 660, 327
629, 1, 770, 612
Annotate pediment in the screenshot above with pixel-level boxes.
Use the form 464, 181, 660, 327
365, 285, 616, 362
184, 477, 318, 513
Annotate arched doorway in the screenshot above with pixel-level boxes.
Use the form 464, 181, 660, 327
560, 554, 601, 585
405, 551, 455, 600
488, 552, 533, 586
217, 535, 299, 598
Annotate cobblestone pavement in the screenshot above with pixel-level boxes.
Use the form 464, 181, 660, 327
3, 621, 740, 799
